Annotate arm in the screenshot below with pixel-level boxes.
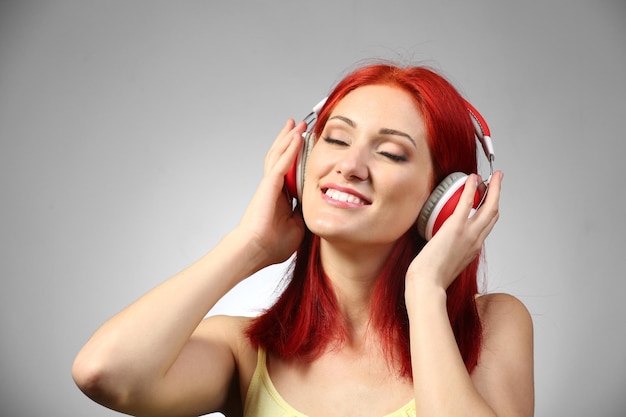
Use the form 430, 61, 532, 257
405, 171, 534, 417
72, 119, 307, 416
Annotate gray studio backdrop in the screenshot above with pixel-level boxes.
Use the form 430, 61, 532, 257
1, 1, 624, 416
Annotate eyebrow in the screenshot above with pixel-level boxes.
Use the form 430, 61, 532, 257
328, 115, 417, 147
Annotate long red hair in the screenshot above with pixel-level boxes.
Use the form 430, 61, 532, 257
246, 63, 483, 377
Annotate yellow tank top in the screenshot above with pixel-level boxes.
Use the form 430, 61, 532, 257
244, 347, 416, 417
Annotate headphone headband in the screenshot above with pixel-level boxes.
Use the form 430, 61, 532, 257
464, 99, 495, 165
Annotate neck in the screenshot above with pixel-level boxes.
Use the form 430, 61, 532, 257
319, 238, 396, 337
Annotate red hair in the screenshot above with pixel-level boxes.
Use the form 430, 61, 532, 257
247, 63, 483, 376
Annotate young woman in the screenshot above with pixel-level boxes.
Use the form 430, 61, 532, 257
73, 63, 534, 417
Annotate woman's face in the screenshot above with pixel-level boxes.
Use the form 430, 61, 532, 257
302, 84, 434, 248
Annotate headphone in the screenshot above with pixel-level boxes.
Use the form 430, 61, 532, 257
285, 98, 495, 241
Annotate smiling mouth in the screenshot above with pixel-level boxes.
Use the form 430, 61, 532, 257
322, 188, 371, 205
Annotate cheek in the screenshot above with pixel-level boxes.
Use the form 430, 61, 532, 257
301, 145, 332, 199
390, 176, 433, 221
301, 162, 319, 206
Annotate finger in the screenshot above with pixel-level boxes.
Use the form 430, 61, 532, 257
474, 171, 502, 219
268, 120, 305, 162
265, 122, 306, 177
454, 174, 480, 220
471, 171, 503, 236
265, 119, 296, 167
265, 120, 306, 173
273, 129, 303, 174
482, 170, 503, 208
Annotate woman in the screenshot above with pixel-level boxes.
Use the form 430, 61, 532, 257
72, 63, 534, 417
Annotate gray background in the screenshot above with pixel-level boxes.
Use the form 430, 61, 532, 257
1, 1, 624, 416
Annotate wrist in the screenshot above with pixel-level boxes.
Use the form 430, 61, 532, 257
214, 228, 271, 281
404, 274, 447, 315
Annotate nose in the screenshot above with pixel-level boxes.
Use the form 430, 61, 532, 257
336, 145, 369, 181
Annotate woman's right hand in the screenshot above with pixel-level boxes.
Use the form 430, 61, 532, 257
235, 119, 307, 269
71, 120, 308, 417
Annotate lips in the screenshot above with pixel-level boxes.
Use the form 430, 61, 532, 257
322, 187, 371, 205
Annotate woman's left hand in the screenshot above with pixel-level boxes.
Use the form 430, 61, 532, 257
406, 171, 503, 290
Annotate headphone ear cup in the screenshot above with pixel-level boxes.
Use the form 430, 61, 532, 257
297, 131, 315, 200
285, 131, 315, 201
417, 172, 468, 240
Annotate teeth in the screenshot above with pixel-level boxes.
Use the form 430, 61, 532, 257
325, 189, 365, 204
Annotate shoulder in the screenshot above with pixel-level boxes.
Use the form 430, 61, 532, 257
472, 293, 534, 415
476, 293, 532, 321
193, 315, 258, 378
475, 293, 533, 351
197, 315, 256, 357
199, 314, 254, 336
197, 315, 259, 414
476, 292, 533, 336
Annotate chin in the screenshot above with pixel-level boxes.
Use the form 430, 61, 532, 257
305, 217, 347, 237
309, 223, 396, 249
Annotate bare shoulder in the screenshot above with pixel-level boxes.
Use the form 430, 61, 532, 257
476, 292, 533, 331
474, 293, 534, 364
198, 316, 258, 368
196, 315, 258, 415
197, 315, 256, 360
198, 315, 253, 339
473, 293, 534, 416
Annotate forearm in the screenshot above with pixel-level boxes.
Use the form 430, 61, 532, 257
73, 228, 265, 392
406, 280, 496, 417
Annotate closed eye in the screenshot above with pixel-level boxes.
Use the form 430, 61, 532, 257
323, 137, 348, 146
379, 151, 408, 162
